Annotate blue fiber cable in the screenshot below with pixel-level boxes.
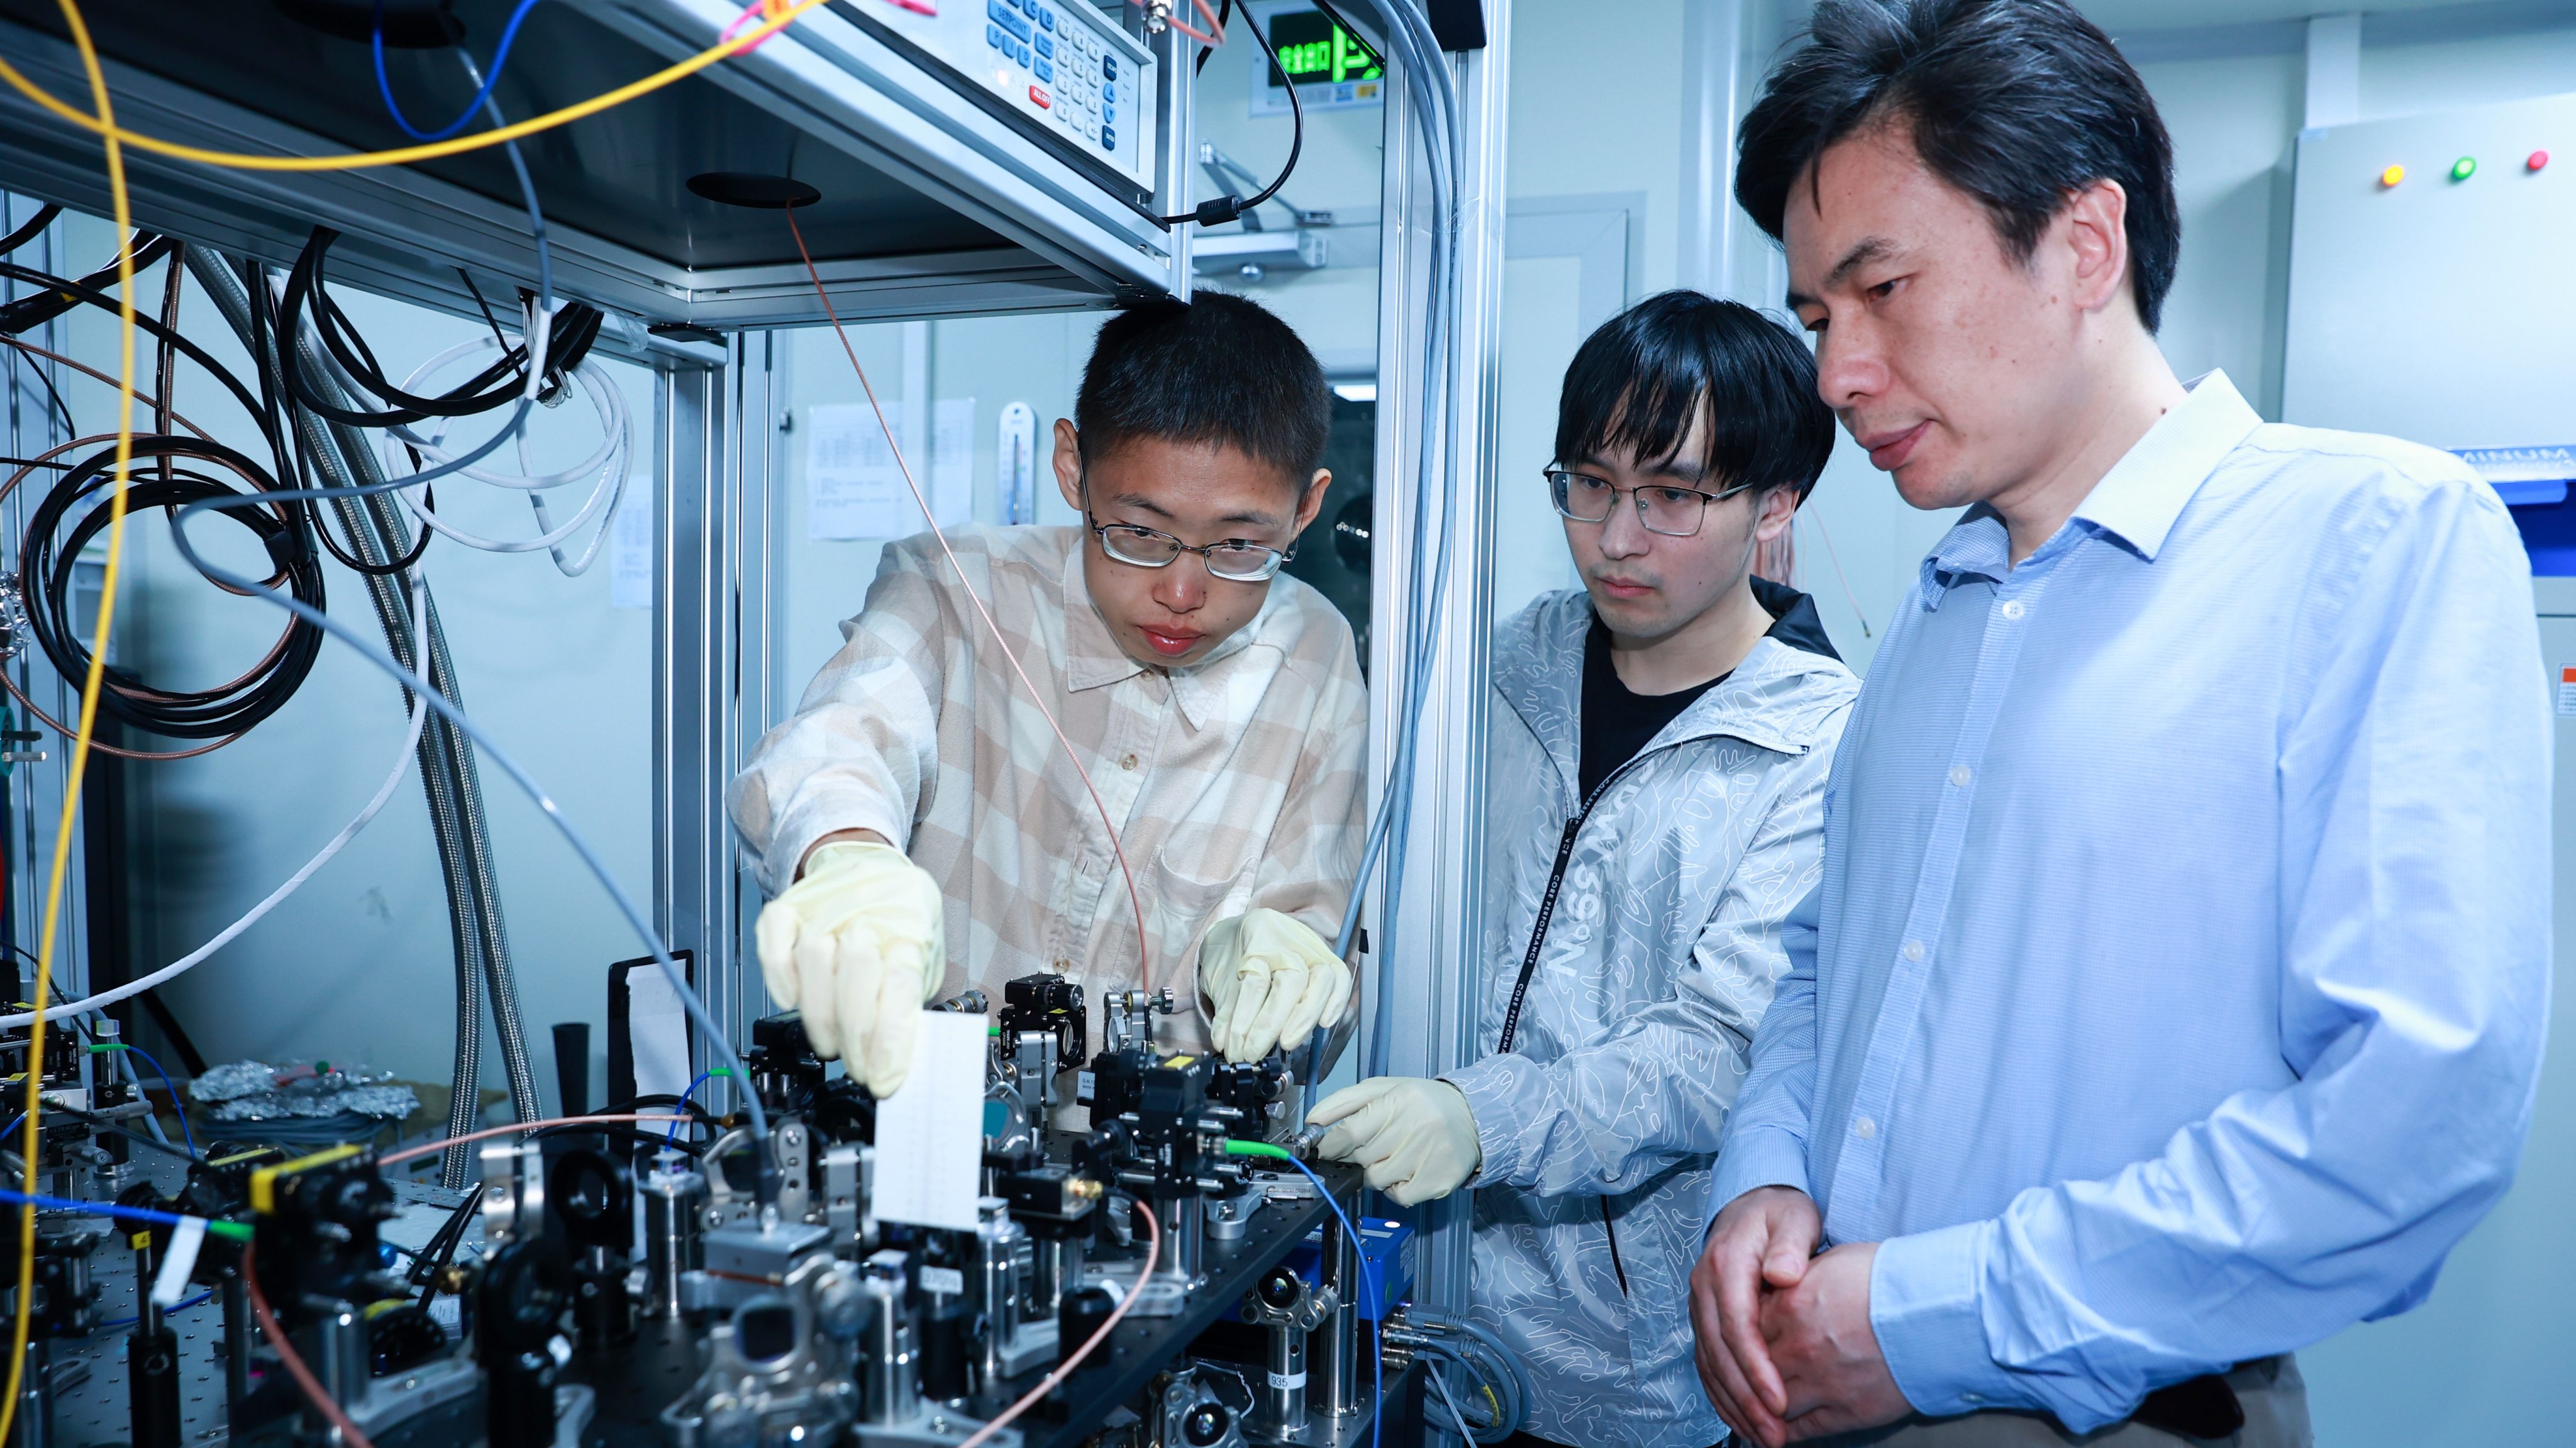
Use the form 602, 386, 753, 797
92, 1043, 195, 1157
664, 1067, 733, 1146
103, 1290, 211, 1329
1231, 1144, 1383, 1448
160, 492, 775, 1180
372, 0, 550, 143
0, 1188, 250, 1241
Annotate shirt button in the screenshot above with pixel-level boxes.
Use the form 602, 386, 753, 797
1902, 939, 1926, 962
1853, 1115, 1877, 1140
1963, 1393, 1985, 1405
1120, 753, 1139, 770
2000, 599, 2026, 621
1949, 765, 1972, 788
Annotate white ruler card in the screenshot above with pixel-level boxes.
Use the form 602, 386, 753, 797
870, 1009, 988, 1231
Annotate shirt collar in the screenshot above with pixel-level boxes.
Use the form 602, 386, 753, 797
1920, 370, 2262, 605
1058, 539, 1272, 730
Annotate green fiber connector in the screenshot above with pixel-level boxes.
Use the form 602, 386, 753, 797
1225, 1139, 1292, 1161
206, 1220, 253, 1243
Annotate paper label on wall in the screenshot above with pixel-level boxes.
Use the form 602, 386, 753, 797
808, 404, 916, 540
808, 401, 977, 538
2558, 666, 2576, 716
870, 1010, 989, 1232
999, 401, 1038, 525
932, 397, 975, 529
609, 475, 653, 610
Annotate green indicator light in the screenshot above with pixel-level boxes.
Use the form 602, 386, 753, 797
2451, 155, 2478, 181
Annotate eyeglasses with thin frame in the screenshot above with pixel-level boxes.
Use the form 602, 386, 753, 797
1082, 505, 1297, 582
1545, 467, 1753, 538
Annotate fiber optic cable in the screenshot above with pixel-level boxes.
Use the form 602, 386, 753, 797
0, 0, 838, 175
372, 0, 550, 143
89, 1041, 194, 1155
956, 1198, 1161, 1448
1, 1, 140, 1436
780, 206, 1158, 1000
158, 483, 776, 1185
0, 575, 431, 1027
1228, 1140, 1384, 1448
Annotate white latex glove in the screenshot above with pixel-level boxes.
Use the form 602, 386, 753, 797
1305, 1076, 1481, 1206
1197, 908, 1353, 1063
753, 840, 945, 1095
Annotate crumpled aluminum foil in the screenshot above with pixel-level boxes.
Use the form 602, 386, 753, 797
189, 1059, 418, 1122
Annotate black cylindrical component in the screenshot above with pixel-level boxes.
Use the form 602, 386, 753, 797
219, 1272, 251, 1410
571, 1248, 634, 1352
1056, 1286, 1116, 1374
477, 1241, 570, 1448
552, 1022, 590, 1119
918, 1295, 973, 1403
128, 1235, 180, 1448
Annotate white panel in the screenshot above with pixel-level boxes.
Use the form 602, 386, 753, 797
2281, 91, 2576, 453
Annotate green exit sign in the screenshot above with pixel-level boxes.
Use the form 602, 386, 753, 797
1255, 6, 1384, 113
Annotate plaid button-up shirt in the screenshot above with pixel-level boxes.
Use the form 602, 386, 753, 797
728, 524, 1368, 1052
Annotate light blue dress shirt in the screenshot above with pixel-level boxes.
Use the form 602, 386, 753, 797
1707, 372, 2552, 1432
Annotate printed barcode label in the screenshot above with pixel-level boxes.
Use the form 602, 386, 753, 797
1077, 1070, 1097, 1104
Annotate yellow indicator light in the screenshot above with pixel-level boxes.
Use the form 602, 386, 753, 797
2380, 164, 2406, 187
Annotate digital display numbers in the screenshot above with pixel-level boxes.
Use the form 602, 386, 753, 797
1265, 9, 1384, 89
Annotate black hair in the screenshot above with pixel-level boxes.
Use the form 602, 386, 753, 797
1075, 290, 1331, 486
1735, 0, 2180, 332
1554, 290, 1837, 503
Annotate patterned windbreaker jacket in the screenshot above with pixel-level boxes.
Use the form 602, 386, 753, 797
1443, 582, 1858, 1448
726, 525, 1368, 1054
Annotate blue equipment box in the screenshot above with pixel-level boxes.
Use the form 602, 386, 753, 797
1233, 1215, 1413, 1322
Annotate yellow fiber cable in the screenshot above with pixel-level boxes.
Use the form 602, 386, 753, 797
0, 0, 830, 174
0, 2, 136, 1435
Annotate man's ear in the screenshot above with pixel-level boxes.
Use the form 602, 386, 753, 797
1291, 469, 1332, 536
2058, 177, 2133, 318
1052, 417, 1085, 512
1755, 485, 1798, 544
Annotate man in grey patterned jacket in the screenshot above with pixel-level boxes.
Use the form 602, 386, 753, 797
1309, 292, 1860, 1448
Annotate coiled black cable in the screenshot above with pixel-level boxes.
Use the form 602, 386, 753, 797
277, 226, 602, 429
16, 436, 325, 741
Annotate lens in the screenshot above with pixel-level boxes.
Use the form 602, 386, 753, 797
1099, 525, 1179, 566
1206, 544, 1282, 581
1549, 470, 1614, 521
1637, 487, 1709, 536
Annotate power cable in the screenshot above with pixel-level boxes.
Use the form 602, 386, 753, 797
1163, 3, 1301, 226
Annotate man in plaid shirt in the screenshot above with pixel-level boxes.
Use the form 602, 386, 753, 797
729, 293, 1367, 1100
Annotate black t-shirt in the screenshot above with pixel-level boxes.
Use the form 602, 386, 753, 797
1577, 627, 1724, 803
1574, 578, 1841, 804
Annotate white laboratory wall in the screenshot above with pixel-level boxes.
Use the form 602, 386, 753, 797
41, 211, 657, 1110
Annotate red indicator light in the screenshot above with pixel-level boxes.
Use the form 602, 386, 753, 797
2530, 150, 2551, 172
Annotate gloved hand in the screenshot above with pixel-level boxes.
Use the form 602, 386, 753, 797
753, 840, 945, 1095
1305, 1076, 1482, 1206
1197, 908, 1353, 1063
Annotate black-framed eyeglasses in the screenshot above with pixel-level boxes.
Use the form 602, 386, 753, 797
1545, 467, 1753, 538
1084, 512, 1296, 582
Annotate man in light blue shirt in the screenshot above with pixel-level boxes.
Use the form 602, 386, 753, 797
1689, 3, 2552, 1446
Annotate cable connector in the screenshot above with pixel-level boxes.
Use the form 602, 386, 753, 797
1193, 194, 1246, 229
